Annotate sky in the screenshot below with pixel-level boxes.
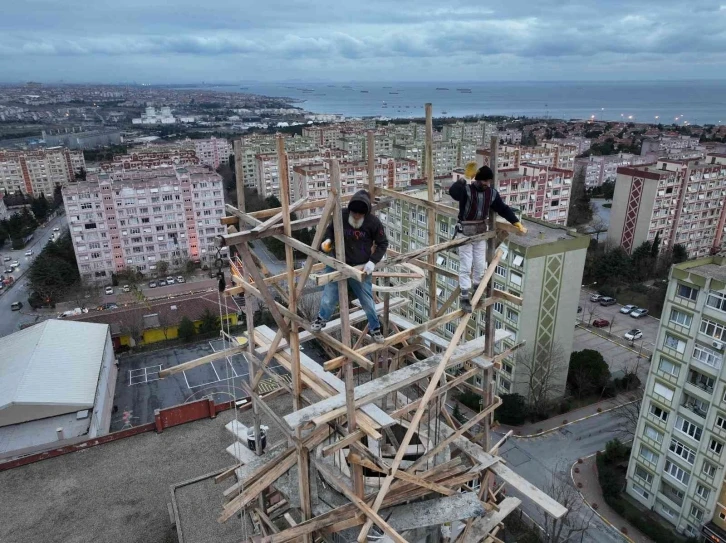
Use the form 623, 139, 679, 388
2, 0, 726, 83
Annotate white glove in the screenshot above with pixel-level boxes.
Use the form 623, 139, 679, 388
363, 261, 375, 275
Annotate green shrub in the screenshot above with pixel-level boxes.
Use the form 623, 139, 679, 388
457, 391, 482, 412
497, 393, 527, 425
178, 316, 196, 342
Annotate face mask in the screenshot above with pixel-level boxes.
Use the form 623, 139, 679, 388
348, 214, 364, 229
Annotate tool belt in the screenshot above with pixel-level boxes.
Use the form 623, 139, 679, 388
453, 220, 488, 238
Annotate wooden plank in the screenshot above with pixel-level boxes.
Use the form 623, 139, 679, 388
222, 214, 322, 244
435, 286, 461, 318
492, 288, 523, 306
386, 249, 458, 279
389, 368, 479, 418
158, 345, 246, 378
393, 469, 454, 496
320, 428, 366, 458
356, 250, 503, 542
377, 186, 459, 218
238, 246, 290, 336
241, 381, 294, 438
459, 497, 521, 543
252, 197, 309, 233
425, 103, 438, 333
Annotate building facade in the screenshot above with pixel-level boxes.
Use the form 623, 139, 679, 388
575, 153, 651, 188
608, 154, 726, 258
0, 147, 85, 196
383, 188, 588, 400
626, 256, 726, 540
193, 137, 232, 170
62, 166, 226, 283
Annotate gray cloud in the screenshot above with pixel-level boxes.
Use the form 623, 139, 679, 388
0, 0, 725, 81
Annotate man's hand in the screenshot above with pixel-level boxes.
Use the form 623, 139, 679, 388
321, 239, 333, 252
513, 222, 528, 236
363, 261, 375, 275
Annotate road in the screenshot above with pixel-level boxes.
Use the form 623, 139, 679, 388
0, 213, 66, 337
496, 408, 631, 543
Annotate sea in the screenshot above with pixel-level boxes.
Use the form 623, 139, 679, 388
206, 80, 726, 126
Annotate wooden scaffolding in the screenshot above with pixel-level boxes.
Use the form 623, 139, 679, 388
161, 104, 567, 542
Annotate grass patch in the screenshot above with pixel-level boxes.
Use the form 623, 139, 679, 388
602, 203, 612, 208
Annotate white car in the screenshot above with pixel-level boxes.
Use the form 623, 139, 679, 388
589, 294, 602, 302
620, 304, 638, 314
53, 227, 60, 232
122, 284, 131, 292
177, 275, 185, 283
24, 249, 33, 256
11, 260, 19, 267
624, 329, 643, 341
105, 286, 114, 295
165, 276, 175, 284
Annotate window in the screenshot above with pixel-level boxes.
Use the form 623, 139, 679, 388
703, 460, 717, 478
710, 438, 724, 455
690, 505, 704, 521
675, 416, 703, 442
669, 438, 696, 465
707, 291, 726, 312
640, 445, 658, 464
506, 309, 519, 324
670, 309, 693, 327
495, 265, 507, 278
664, 334, 686, 354
696, 483, 711, 500
677, 283, 698, 301
700, 318, 726, 342
659, 501, 677, 519
510, 272, 522, 286
664, 460, 690, 485
632, 484, 650, 500
716, 414, 726, 430
658, 357, 680, 377
493, 302, 504, 314
634, 465, 654, 485
644, 425, 664, 444
693, 343, 722, 368
513, 254, 524, 267
654, 382, 675, 402
720, 511, 726, 521
650, 403, 669, 422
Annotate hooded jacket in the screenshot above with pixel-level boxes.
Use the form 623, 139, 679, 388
324, 190, 389, 265
448, 179, 519, 224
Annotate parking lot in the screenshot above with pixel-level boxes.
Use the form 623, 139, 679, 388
572, 326, 652, 384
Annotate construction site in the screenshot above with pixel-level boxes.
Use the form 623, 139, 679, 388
141, 103, 570, 543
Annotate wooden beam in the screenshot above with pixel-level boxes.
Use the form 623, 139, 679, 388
386, 230, 496, 266
241, 381, 294, 438
388, 368, 479, 418
377, 186, 458, 218
393, 469, 455, 497
237, 245, 290, 336
222, 214, 322, 245
458, 497, 521, 543
158, 345, 246, 378
251, 197, 309, 234
492, 288, 523, 306
320, 428, 366, 458
425, 103, 438, 332
435, 286, 461, 318
386, 249, 458, 279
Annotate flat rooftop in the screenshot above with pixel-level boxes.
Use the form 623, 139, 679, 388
677, 256, 726, 283
0, 411, 91, 459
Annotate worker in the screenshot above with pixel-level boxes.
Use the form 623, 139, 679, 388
448, 163, 527, 312
310, 190, 389, 343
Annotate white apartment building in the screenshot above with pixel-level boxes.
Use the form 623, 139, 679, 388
255, 148, 349, 199
498, 130, 523, 145
626, 256, 726, 540
193, 137, 232, 170
132, 106, 176, 125
62, 166, 226, 283
575, 153, 651, 188
0, 147, 85, 196
608, 154, 726, 258
393, 140, 476, 178
234, 134, 317, 191
550, 137, 591, 155
383, 188, 588, 399
442, 121, 496, 146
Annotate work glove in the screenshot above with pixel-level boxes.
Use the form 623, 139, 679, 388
464, 161, 478, 180
363, 261, 375, 275
513, 222, 527, 235
321, 239, 333, 252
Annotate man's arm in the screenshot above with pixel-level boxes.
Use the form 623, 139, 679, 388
323, 218, 335, 246
369, 218, 389, 264
490, 189, 519, 225
448, 179, 468, 202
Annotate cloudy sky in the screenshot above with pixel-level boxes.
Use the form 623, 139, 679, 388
2, 0, 726, 83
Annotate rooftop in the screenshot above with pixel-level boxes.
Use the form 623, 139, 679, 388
676, 255, 726, 283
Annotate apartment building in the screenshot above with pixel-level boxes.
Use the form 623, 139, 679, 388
575, 153, 651, 188
383, 187, 588, 399
498, 130, 523, 145
625, 256, 726, 541
393, 140, 476, 177
608, 154, 726, 258
0, 147, 85, 196
479, 143, 577, 172
255, 148, 349, 199
234, 134, 317, 192
550, 137, 591, 155
193, 137, 232, 170
101, 149, 200, 172
641, 135, 702, 158
62, 166, 226, 283
442, 121, 496, 146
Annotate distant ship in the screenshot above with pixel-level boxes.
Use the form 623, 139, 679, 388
436, 87, 449, 90
360, 90, 369, 93
389, 92, 399, 95
457, 88, 472, 93
442, 111, 448, 114
239, 87, 248, 90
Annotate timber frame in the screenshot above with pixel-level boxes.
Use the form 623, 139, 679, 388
162, 104, 567, 543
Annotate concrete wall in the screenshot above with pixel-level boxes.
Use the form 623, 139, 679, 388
89, 330, 118, 438
607, 172, 658, 254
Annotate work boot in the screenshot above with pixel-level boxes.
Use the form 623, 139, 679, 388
460, 290, 472, 313
310, 316, 326, 332
370, 328, 385, 344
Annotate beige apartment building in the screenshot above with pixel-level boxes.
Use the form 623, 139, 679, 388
0, 147, 85, 196
62, 166, 226, 283
608, 154, 726, 258
255, 148, 349, 199
626, 256, 726, 541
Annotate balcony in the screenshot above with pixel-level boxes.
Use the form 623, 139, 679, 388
681, 394, 709, 419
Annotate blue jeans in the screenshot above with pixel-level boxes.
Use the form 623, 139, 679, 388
318, 266, 381, 331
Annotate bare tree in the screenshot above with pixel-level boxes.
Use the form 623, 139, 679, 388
297, 290, 323, 322
66, 281, 101, 309
120, 307, 146, 348
609, 360, 644, 438
540, 461, 595, 543
583, 302, 599, 326
514, 343, 568, 417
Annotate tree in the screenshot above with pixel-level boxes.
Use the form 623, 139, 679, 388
592, 247, 632, 285
30, 193, 49, 223
673, 243, 688, 263
157, 260, 169, 276
74, 167, 87, 181
515, 343, 568, 417
601, 180, 615, 200
650, 231, 661, 259
540, 462, 595, 543
496, 393, 527, 425
177, 316, 196, 342
567, 169, 593, 227
197, 308, 220, 334
567, 349, 611, 398
27, 231, 81, 305
630, 241, 655, 282
52, 184, 64, 210
120, 308, 146, 348
610, 387, 643, 439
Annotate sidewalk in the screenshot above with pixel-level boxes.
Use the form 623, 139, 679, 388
572, 455, 654, 543
497, 391, 640, 437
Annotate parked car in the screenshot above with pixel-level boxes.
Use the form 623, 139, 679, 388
592, 318, 610, 328
599, 297, 617, 306
624, 329, 643, 341
620, 304, 638, 314
4, 267, 13, 274
157, 279, 166, 286
53, 227, 60, 232
24, 249, 33, 256
2, 256, 11, 262
105, 286, 114, 295
148, 281, 158, 288
11, 260, 19, 267
11, 301, 23, 311
177, 275, 185, 283
589, 294, 602, 302
165, 276, 175, 284
631, 308, 649, 318
96, 302, 118, 311
122, 284, 131, 292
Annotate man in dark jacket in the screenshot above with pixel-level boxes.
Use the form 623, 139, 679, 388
448, 164, 527, 312
310, 190, 388, 343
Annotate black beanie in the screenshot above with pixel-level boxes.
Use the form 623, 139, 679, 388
348, 200, 369, 214
475, 166, 494, 181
